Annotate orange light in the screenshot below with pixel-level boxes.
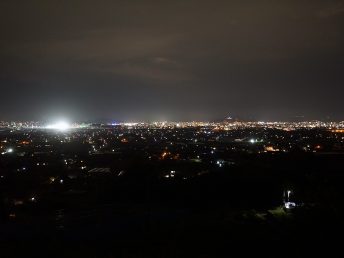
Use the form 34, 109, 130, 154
265, 146, 279, 152
160, 151, 171, 159
332, 129, 344, 133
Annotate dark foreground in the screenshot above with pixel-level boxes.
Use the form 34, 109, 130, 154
1, 128, 344, 257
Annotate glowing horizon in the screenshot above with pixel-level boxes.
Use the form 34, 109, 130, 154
45, 121, 71, 131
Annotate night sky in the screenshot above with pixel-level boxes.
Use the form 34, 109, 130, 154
1, 0, 344, 122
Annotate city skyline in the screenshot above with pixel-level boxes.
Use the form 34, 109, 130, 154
2, 116, 344, 125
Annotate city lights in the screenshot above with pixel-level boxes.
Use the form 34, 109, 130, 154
2, 0, 344, 254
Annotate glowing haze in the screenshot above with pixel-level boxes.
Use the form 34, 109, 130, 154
45, 121, 71, 131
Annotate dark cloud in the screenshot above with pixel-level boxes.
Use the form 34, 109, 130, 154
1, 0, 344, 121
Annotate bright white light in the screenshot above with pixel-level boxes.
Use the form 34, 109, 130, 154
284, 201, 296, 209
216, 160, 224, 167
46, 121, 70, 131
287, 190, 292, 199
6, 148, 14, 153
54, 121, 70, 131
250, 139, 256, 143
123, 123, 138, 126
